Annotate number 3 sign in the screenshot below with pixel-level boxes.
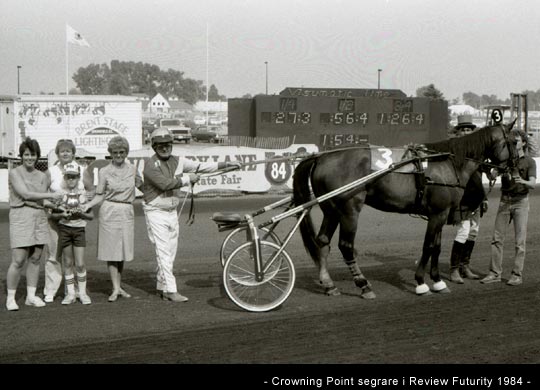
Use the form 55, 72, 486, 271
264, 157, 293, 185
491, 108, 503, 124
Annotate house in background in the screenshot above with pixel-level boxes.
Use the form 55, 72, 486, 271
147, 93, 170, 116
138, 93, 193, 119
134, 93, 225, 126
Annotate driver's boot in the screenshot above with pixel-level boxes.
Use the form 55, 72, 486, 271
460, 240, 479, 279
449, 241, 465, 284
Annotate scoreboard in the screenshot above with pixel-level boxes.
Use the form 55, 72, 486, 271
228, 87, 448, 149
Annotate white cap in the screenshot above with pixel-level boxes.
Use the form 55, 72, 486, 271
64, 162, 81, 175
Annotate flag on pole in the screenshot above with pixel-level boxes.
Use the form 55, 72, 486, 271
66, 24, 90, 47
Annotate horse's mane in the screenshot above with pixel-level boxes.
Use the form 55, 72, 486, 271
424, 125, 494, 167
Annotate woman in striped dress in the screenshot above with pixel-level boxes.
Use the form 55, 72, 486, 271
82, 136, 143, 302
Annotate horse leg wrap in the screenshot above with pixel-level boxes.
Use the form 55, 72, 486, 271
353, 275, 369, 289
345, 260, 373, 296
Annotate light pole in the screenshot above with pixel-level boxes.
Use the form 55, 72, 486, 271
377, 68, 382, 90
265, 61, 268, 94
17, 65, 21, 94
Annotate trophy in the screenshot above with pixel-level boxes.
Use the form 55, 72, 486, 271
62, 191, 85, 218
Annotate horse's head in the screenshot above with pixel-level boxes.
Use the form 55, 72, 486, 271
485, 119, 520, 170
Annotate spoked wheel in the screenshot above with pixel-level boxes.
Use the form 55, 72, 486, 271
220, 226, 281, 267
223, 240, 295, 312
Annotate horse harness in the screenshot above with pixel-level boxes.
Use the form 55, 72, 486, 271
401, 145, 460, 212
403, 123, 517, 216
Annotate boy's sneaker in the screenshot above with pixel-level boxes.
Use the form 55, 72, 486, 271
61, 294, 77, 305
506, 275, 522, 286
6, 299, 19, 311
25, 296, 46, 307
480, 274, 501, 284
79, 294, 92, 305
44, 295, 54, 303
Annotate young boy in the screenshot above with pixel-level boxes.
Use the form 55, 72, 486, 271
50, 162, 94, 305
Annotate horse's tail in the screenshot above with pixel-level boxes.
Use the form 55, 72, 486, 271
293, 156, 321, 266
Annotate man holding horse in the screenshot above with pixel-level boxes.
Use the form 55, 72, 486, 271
481, 130, 536, 286
448, 115, 488, 284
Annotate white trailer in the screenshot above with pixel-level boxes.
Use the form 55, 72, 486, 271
0, 95, 142, 158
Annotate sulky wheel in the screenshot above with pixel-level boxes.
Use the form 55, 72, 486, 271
223, 240, 295, 312
220, 226, 281, 267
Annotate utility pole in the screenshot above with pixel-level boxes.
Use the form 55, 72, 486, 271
265, 61, 268, 94
17, 65, 22, 94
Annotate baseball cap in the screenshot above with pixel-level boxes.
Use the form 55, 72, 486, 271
64, 162, 81, 176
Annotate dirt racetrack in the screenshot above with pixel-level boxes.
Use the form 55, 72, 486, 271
0, 191, 540, 366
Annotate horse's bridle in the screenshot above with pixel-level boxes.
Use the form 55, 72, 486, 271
499, 123, 517, 166
474, 123, 519, 174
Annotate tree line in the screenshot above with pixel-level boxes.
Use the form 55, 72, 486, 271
416, 84, 540, 111
71, 60, 226, 105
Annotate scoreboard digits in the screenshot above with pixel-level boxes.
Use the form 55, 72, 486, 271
260, 97, 426, 127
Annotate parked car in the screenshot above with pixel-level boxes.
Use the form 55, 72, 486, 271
159, 118, 192, 143
192, 126, 225, 143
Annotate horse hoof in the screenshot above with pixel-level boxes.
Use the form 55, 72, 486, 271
431, 280, 448, 292
415, 283, 431, 295
325, 287, 341, 296
361, 291, 376, 299
434, 288, 451, 294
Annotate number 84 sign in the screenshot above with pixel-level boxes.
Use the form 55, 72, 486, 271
264, 157, 293, 185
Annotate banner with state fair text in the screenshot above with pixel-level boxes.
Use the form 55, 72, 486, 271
80, 144, 319, 195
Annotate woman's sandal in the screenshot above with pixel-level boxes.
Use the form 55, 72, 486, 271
118, 289, 131, 298
108, 291, 119, 302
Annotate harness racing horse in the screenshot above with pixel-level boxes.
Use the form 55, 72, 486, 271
292, 122, 518, 298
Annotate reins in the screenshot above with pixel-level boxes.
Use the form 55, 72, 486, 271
186, 165, 199, 225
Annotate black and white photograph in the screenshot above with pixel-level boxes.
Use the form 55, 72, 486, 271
0, 0, 539, 383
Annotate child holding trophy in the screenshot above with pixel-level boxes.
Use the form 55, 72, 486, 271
49, 162, 94, 305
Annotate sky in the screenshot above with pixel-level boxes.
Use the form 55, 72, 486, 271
1, 0, 539, 101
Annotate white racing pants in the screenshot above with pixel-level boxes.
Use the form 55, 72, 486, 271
143, 203, 180, 293
43, 220, 63, 297
455, 211, 481, 244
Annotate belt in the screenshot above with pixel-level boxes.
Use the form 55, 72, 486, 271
142, 201, 177, 212
501, 193, 527, 201
105, 199, 132, 205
